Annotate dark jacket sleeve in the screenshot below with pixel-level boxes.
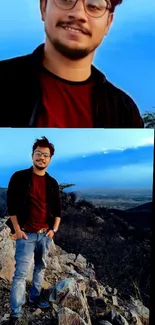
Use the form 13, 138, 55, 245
104, 81, 144, 128
6, 172, 19, 233
7, 172, 19, 216
118, 87, 144, 128
53, 181, 62, 218
129, 97, 144, 128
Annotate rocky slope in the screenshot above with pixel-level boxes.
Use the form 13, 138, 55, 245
55, 191, 152, 308
0, 226, 150, 325
0, 189, 152, 310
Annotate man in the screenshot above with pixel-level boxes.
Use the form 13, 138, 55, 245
0, 0, 144, 128
6, 136, 61, 324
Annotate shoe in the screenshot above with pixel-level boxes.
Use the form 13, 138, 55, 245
29, 296, 50, 309
9, 317, 21, 325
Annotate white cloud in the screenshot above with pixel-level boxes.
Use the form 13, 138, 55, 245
115, 148, 126, 151
139, 137, 154, 146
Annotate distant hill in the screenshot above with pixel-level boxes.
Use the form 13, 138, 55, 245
109, 201, 152, 230
74, 187, 152, 210
127, 201, 152, 213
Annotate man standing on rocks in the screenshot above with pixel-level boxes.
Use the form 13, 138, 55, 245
0, 0, 144, 127
5, 136, 62, 324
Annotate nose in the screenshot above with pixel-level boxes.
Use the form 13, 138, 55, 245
67, 0, 88, 22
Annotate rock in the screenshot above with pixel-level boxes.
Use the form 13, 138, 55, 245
82, 268, 96, 280
32, 308, 42, 316
48, 239, 57, 256
89, 279, 102, 296
128, 298, 149, 325
68, 269, 85, 280
72, 255, 87, 273
58, 307, 88, 325
112, 295, 118, 306
48, 256, 62, 273
94, 297, 107, 318
49, 278, 91, 324
86, 287, 98, 298
76, 254, 87, 264
0, 227, 15, 281
103, 310, 129, 325
129, 309, 143, 325
101, 285, 117, 297
0, 313, 10, 322
59, 253, 76, 265
95, 297, 107, 308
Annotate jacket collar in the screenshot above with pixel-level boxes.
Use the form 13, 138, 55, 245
28, 43, 106, 127
30, 43, 106, 83
28, 166, 50, 178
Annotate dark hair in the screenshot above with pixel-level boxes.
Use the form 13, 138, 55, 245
32, 136, 55, 156
110, 0, 123, 12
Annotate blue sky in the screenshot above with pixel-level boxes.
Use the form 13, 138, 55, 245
0, 128, 154, 189
0, 0, 155, 114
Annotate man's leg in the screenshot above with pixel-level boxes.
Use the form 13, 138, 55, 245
29, 232, 52, 306
10, 234, 36, 318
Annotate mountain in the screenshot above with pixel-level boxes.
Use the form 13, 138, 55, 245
109, 202, 152, 230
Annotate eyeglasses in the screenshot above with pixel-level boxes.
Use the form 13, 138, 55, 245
53, 0, 112, 18
34, 150, 51, 158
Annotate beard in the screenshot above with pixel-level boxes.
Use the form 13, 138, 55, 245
34, 161, 46, 171
45, 27, 98, 60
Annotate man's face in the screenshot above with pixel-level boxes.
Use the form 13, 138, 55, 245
40, 0, 113, 60
32, 146, 51, 170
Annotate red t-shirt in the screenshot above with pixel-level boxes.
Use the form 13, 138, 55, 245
23, 173, 49, 232
36, 67, 94, 127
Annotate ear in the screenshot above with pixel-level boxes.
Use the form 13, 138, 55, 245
105, 13, 114, 35
40, 0, 47, 22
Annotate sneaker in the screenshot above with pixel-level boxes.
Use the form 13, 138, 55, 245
29, 296, 50, 309
9, 317, 21, 325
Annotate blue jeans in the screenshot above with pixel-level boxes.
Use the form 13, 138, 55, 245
10, 231, 52, 318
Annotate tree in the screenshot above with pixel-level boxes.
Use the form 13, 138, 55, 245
59, 183, 75, 191
142, 109, 155, 128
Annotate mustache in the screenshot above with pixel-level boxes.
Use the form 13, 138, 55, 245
36, 160, 46, 163
56, 21, 92, 36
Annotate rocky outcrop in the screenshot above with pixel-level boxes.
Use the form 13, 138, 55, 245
0, 226, 15, 281
0, 187, 152, 311
0, 225, 150, 325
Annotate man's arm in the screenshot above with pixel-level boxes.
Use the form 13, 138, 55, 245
46, 180, 62, 238
6, 172, 27, 239
53, 216, 61, 232
10, 215, 28, 240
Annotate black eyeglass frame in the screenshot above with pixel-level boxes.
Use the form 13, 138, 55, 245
53, 0, 113, 18
33, 150, 51, 158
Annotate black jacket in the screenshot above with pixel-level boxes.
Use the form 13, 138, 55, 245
6, 167, 61, 234
0, 43, 144, 128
